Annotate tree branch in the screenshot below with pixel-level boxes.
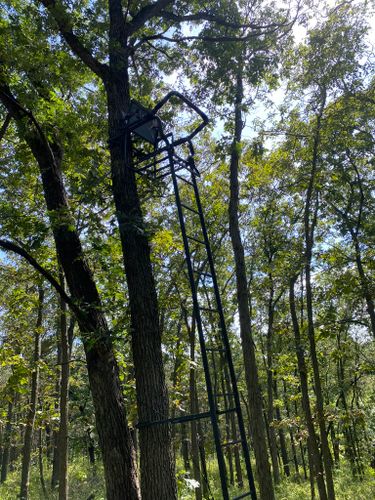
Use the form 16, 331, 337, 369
159, 9, 291, 31
126, 0, 174, 36
39, 0, 109, 80
137, 24, 285, 45
0, 239, 81, 318
0, 83, 57, 164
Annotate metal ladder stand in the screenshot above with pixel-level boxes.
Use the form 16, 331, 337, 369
124, 92, 257, 500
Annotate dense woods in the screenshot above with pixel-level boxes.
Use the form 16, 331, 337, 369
0, 1, 374, 499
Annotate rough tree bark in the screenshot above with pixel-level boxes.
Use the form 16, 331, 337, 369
0, 85, 140, 500
38, 2, 177, 495
228, 69, 274, 500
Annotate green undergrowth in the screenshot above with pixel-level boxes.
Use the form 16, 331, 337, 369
0, 456, 105, 500
275, 465, 375, 500
0, 457, 374, 499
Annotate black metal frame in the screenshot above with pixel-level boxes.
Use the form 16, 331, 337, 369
124, 92, 257, 500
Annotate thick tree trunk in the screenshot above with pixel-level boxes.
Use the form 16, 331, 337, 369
105, 4, 176, 496
228, 70, 274, 500
289, 278, 327, 500
0, 87, 140, 500
20, 286, 44, 500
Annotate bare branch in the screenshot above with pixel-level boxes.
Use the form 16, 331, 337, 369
137, 24, 286, 45
39, 0, 109, 80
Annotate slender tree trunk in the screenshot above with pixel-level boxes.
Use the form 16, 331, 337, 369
57, 278, 72, 500
20, 286, 44, 500
223, 362, 243, 488
274, 380, 290, 477
304, 91, 335, 500
185, 309, 203, 500
266, 284, 280, 484
282, 380, 299, 476
289, 278, 328, 500
38, 428, 48, 498
51, 279, 63, 491
0, 398, 14, 483
0, 86, 140, 500
228, 69, 274, 500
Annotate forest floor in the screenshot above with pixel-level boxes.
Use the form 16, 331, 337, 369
0, 458, 374, 499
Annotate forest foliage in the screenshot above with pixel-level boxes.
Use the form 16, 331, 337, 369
0, 1, 374, 499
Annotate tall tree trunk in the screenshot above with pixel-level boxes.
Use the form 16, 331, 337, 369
282, 380, 299, 476
274, 380, 290, 477
0, 398, 14, 483
228, 69, 274, 500
0, 86, 140, 500
51, 277, 63, 491
38, 427, 48, 498
105, 4, 176, 496
304, 90, 335, 500
185, 308, 203, 500
266, 283, 280, 484
20, 286, 44, 500
57, 276, 72, 500
289, 277, 328, 500
352, 233, 375, 338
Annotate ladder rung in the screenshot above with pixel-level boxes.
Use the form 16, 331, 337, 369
136, 410, 211, 428
217, 408, 237, 416
176, 174, 194, 186
187, 234, 205, 245
221, 439, 242, 448
232, 492, 252, 500
181, 203, 200, 215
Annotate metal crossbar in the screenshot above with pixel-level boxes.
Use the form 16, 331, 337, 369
123, 93, 257, 500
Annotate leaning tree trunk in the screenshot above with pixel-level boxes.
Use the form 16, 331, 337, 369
0, 85, 140, 500
228, 69, 274, 500
20, 286, 44, 500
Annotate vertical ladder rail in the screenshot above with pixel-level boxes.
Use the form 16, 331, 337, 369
188, 162, 257, 500
167, 147, 230, 500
